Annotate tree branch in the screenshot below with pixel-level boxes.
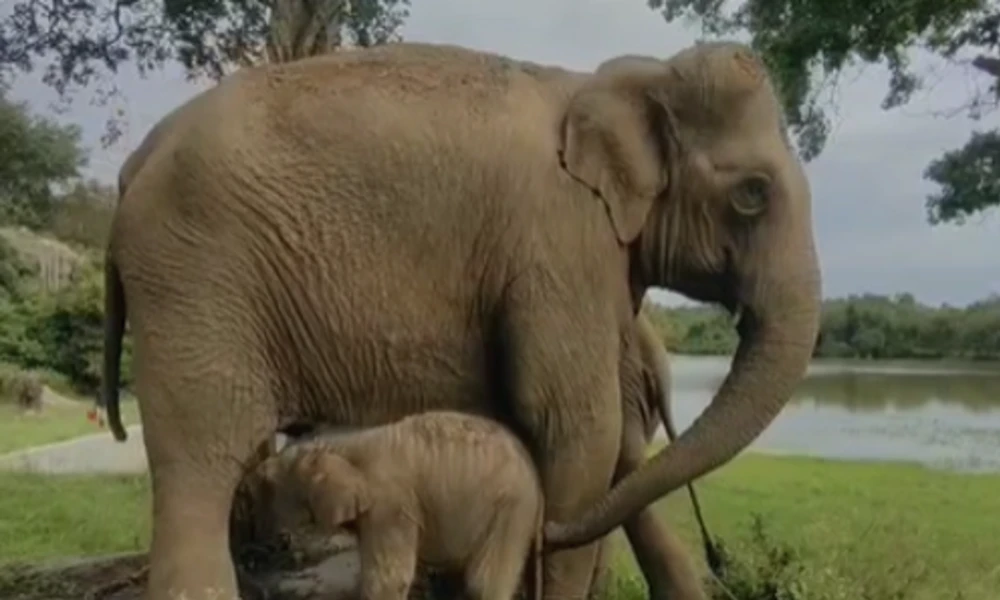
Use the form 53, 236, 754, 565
972, 54, 1000, 79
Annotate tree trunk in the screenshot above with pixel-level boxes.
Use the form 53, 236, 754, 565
266, 0, 346, 64
972, 55, 1000, 79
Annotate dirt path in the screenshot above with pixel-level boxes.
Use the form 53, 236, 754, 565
0, 424, 147, 475
0, 421, 669, 476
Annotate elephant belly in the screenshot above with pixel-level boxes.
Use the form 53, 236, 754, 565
290, 326, 498, 430
417, 498, 492, 569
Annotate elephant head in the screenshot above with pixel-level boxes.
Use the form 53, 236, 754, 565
549, 41, 821, 547
257, 449, 372, 538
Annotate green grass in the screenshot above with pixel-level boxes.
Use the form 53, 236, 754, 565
0, 401, 140, 455
1, 453, 998, 599
0, 472, 149, 564
604, 452, 1000, 600
0, 360, 141, 455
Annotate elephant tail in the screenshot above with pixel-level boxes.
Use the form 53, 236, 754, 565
99, 253, 129, 442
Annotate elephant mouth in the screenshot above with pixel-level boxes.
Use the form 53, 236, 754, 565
663, 254, 743, 319
718, 250, 744, 316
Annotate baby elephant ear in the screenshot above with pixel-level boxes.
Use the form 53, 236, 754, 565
306, 454, 373, 531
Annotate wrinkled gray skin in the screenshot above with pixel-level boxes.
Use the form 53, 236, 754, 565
100, 40, 820, 600
255, 411, 543, 600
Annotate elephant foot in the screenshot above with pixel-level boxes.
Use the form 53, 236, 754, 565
625, 508, 707, 600
144, 448, 268, 600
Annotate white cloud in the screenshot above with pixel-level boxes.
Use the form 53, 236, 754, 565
7, 0, 998, 306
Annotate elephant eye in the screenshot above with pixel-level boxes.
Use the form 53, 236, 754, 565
730, 175, 770, 217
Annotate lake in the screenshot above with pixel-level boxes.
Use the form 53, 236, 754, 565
664, 355, 1000, 473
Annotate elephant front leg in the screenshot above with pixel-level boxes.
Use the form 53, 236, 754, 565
356, 506, 419, 600
501, 309, 622, 600
132, 323, 278, 600
141, 388, 276, 600
532, 405, 620, 600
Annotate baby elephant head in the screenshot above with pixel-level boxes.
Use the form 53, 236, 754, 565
257, 449, 374, 538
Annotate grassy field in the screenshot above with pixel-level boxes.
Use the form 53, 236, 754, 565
0, 400, 140, 455
1, 453, 997, 600
0, 360, 141, 455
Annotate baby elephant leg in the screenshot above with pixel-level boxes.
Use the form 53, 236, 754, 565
464, 496, 540, 600
357, 509, 420, 600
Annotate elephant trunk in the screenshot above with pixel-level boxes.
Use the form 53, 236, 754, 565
546, 261, 821, 548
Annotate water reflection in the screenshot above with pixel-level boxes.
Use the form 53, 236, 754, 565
798, 371, 1000, 414
665, 355, 1000, 473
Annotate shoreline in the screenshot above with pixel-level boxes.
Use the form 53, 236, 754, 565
650, 441, 1000, 476
4, 428, 998, 478
668, 351, 1000, 368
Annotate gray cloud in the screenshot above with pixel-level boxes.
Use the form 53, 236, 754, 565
8, 0, 999, 306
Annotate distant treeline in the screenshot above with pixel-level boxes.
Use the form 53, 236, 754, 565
644, 293, 1000, 361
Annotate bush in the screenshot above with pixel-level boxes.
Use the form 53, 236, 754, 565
0, 300, 48, 368
34, 258, 112, 394
0, 236, 39, 302
699, 514, 946, 600
0, 252, 133, 396
47, 180, 116, 251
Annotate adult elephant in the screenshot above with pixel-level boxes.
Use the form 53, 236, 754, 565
99, 40, 821, 600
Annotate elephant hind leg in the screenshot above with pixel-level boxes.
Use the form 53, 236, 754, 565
587, 537, 617, 600
131, 325, 278, 600
617, 437, 707, 600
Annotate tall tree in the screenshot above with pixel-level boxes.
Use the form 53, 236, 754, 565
649, 0, 1000, 226
0, 0, 411, 145
0, 93, 85, 229
49, 178, 117, 249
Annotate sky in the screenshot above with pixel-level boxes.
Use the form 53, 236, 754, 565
7, 0, 1000, 308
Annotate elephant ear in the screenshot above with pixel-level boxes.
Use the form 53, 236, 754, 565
305, 453, 373, 531
558, 64, 671, 244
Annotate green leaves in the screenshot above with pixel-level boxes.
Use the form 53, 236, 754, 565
0, 94, 85, 230
0, 0, 411, 93
0, 0, 410, 147
650, 0, 1000, 226
0, 251, 134, 395
644, 292, 1000, 361
924, 129, 1000, 224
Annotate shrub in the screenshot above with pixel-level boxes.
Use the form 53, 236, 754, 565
0, 252, 133, 396
700, 514, 945, 600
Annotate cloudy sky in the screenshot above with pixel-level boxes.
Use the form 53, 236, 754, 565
8, 0, 1000, 307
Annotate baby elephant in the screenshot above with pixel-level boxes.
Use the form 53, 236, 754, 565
256, 410, 543, 600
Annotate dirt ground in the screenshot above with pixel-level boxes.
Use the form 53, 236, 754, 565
0, 552, 150, 600
0, 540, 462, 600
